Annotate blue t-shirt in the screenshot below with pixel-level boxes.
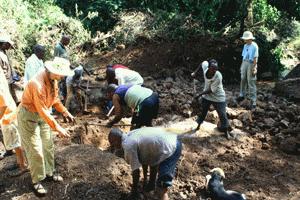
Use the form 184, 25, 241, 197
242, 41, 259, 63
115, 85, 132, 105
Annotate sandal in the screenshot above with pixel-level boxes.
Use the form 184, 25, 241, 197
45, 174, 63, 182
33, 182, 47, 197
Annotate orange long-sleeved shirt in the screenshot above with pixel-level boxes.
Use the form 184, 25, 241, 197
0, 64, 17, 125
21, 69, 67, 131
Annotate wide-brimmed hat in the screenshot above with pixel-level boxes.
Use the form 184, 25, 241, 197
241, 31, 255, 40
45, 57, 74, 76
0, 34, 14, 46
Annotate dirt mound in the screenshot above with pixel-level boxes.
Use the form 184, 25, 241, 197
0, 145, 131, 200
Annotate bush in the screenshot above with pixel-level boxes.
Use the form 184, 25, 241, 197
0, 0, 90, 73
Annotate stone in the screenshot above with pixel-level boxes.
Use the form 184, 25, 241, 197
280, 119, 290, 128
231, 119, 243, 128
275, 77, 300, 100
279, 137, 300, 155
263, 118, 276, 128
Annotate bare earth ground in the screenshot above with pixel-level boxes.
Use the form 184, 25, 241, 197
1, 41, 300, 199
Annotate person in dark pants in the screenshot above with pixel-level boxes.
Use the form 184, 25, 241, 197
192, 59, 230, 137
105, 84, 159, 129
108, 127, 182, 200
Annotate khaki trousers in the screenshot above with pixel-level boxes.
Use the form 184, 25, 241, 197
17, 106, 54, 183
239, 60, 257, 105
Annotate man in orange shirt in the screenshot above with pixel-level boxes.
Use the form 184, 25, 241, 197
18, 57, 75, 196
0, 64, 27, 176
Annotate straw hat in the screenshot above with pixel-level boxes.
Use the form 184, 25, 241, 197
45, 57, 74, 76
241, 31, 255, 40
0, 34, 14, 46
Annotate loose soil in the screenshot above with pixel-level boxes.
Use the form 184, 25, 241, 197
0, 39, 299, 200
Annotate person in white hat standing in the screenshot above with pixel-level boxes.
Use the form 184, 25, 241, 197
0, 34, 19, 103
237, 31, 259, 110
17, 57, 75, 196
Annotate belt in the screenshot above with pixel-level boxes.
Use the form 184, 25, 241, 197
243, 59, 253, 63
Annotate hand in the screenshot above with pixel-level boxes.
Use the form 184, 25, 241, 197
252, 64, 257, 76
105, 121, 114, 128
63, 111, 75, 124
191, 72, 196, 78
56, 126, 70, 138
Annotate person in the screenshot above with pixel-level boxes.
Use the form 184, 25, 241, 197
107, 63, 129, 70
108, 127, 182, 200
54, 35, 70, 59
192, 59, 230, 137
54, 34, 71, 101
24, 44, 45, 86
106, 84, 159, 129
0, 34, 19, 103
0, 64, 27, 176
236, 31, 259, 110
17, 57, 75, 196
64, 65, 84, 112
106, 66, 144, 85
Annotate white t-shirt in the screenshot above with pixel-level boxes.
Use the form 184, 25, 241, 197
122, 127, 177, 171
202, 64, 226, 102
115, 68, 144, 85
24, 54, 44, 87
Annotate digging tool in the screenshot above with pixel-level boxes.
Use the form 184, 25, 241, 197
85, 122, 132, 127
106, 106, 115, 117
84, 79, 89, 112
193, 78, 197, 94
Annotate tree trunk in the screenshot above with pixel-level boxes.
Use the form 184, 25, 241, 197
245, 0, 254, 27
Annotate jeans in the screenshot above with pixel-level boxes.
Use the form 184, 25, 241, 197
131, 92, 159, 128
157, 139, 182, 188
197, 98, 229, 130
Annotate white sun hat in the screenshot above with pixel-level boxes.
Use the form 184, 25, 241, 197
0, 34, 14, 46
45, 57, 74, 76
241, 31, 255, 40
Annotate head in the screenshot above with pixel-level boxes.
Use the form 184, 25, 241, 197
106, 64, 114, 68
0, 34, 14, 51
61, 35, 70, 46
210, 168, 225, 179
106, 83, 118, 100
241, 31, 255, 44
106, 67, 116, 83
33, 44, 45, 60
207, 59, 218, 75
108, 128, 123, 150
45, 57, 74, 81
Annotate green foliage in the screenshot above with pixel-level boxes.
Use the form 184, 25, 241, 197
0, 0, 90, 73
269, 0, 300, 20
253, 0, 281, 27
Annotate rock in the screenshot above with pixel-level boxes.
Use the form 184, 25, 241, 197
279, 119, 290, 128
261, 142, 271, 150
226, 107, 238, 118
275, 78, 300, 100
284, 63, 300, 79
239, 99, 251, 108
260, 71, 273, 80
206, 110, 219, 124
231, 119, 243, 128
116, 44, 125, 50
238, 111, 253, 123
263, 118, 276, 128
179, 192, 188, 199
279, 137, 300, 155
